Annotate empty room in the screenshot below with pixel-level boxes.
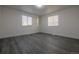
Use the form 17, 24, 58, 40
0, 5, 79, 54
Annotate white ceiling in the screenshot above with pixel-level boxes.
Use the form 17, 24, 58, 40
5, 5, 74, 16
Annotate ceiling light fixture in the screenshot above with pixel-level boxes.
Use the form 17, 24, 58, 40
36, 5, 43, 8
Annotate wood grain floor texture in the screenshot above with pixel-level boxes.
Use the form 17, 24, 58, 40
0, 33, 79, 54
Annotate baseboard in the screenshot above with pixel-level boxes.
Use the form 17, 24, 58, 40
40, 32, 79, 40
54, 34, 79, 40
0, 32, 79, 40
0, 32, 39, 39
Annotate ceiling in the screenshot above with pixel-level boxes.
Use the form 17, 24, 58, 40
5, 5, 74, 16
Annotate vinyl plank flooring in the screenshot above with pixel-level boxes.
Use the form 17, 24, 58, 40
0, 33, 79, 54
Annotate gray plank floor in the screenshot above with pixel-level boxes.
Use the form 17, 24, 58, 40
0, 33, 79, 54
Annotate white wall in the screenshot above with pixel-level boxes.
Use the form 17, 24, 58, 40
0, 6, 39, 38
0, 6, 79, 39
40, 6, 79, 39
0, 7, 3, 38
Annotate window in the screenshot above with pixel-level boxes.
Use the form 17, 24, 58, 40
22, 15, 28, 26
22, 15, 32, 26
48, 15, 58, 26
28, 16, 32, 25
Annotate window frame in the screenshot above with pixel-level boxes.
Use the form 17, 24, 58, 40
48, 15, 59, 26
22, 15, 32, 26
